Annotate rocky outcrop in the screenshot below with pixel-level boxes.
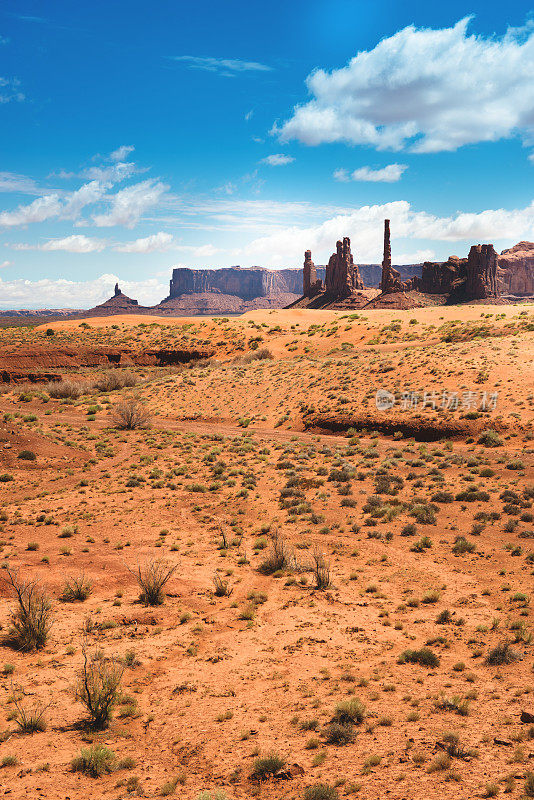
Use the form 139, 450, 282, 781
167, 267, 301, 301
325, 237, 364, 297
417, 256, 464, 294
303, 250, 322, 296
498, 242, 534, 295
87, 284, 144, 315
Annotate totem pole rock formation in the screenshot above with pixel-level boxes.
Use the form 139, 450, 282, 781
325, 237, 363, 297
379, 220, 407, 293
303, 250, 322, 296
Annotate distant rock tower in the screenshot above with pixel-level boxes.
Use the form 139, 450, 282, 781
114, 282, 120, 296
379, 219, 406, 293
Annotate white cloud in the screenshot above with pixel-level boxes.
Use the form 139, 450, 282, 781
10, 235, 105, 253
0, 194, 62, 227
275, 17, 534, 154
41, 235, 105, 253
110, 145, 135, 162
241, 199, 534, 265
114, 231, 174, 253
63, 180, 111, 220
260, 154, 295, 166
394, 249, 435, 263
0, 260, 11, 268
169, 55, 272, 76
0, 76, 24, 103
92, 180, 168, 228
0, 274, 168, 309
82, 162, 137, 183
0, 171, 41, 194
334, 164, 407, 183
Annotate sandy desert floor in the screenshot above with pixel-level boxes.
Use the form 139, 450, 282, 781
0, 304, 532, 800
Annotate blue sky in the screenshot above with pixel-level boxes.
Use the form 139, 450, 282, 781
0, 0, 533, 307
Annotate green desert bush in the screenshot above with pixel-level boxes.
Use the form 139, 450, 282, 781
75, 647, 124, 729
398, 648, 440, 668
71, 744, 116, 777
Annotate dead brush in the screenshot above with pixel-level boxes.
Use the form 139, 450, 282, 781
3, 568, 53, 651
128, 559, 178, 605
212, 573, 232, 597
93, 370, 138, 392
111, 397, 151, 430
311, 548, 331, 590
75, 645, 124, 729
258, 529, 289, 575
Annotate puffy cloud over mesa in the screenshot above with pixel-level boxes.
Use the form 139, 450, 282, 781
334, 164, 407, 182
114, 231, 174, 253
275, 17, 534, 153
243, 199, 534, 265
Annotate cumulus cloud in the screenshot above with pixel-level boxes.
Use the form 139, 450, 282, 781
242, 199, 534, 265
92, 180, 169, 228
169, 55, 272, 76
114, 231, 174, 253
260, 154, 295, 166
82, 162, 137, 183
275, 17, 534, 154
334, 164, 407, 183
0, 274, 168, 309
110, 145, 135, 162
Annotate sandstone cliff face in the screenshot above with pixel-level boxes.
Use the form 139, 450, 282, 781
167, 267, 301, 301
498, 242, 534, 295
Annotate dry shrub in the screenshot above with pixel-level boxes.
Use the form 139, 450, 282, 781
311, 549, 331, 590
258, 529, 288, 575
235, 347, 274, 365
112, 397, 151, 430
94, 370, 137, 392
44, 379, 85, 399
4, 568, 53, 651
75, 646, 124, 729
60, 574, 92, 602
11, 685, 49, 733
71, 744, 116, 777
129, 559, 178, 605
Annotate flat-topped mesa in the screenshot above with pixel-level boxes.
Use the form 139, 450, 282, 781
303, 250, 323, 296
379, 219, 411, 294
325, 237, 363, 297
